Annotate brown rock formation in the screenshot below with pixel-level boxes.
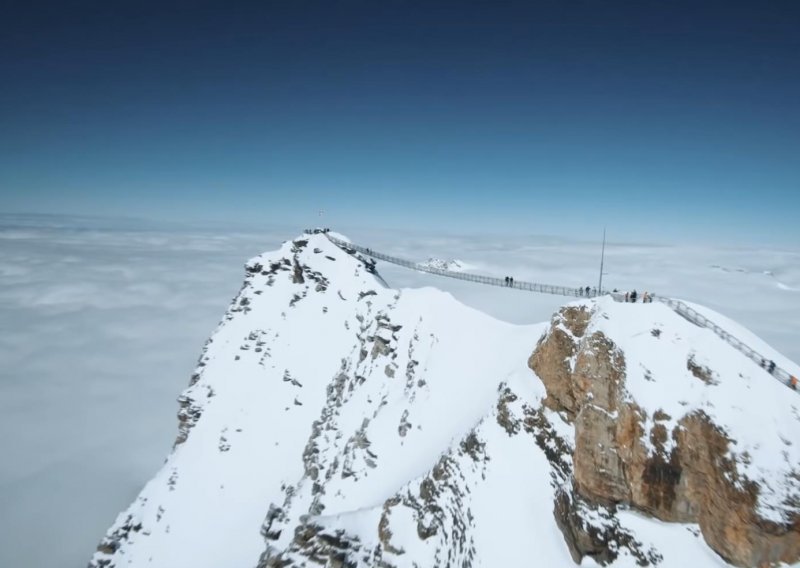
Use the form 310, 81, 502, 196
530, 304, 800, 567
528, 305, 592, 417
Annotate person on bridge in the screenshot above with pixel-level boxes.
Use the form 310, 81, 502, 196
790, 376, 798, 390
768, 360, 776, 374
624, 292, 629, 302
630, 290, 638, 303
585, 285, 590, 296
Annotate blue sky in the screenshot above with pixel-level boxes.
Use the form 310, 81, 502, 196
1, 1, 798, 244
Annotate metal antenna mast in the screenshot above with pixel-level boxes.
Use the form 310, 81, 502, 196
598, 227, 607, 295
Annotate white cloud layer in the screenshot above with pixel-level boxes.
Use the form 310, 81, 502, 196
1, 215, 798, 568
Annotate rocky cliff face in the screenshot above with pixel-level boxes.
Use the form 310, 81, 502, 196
530, 302, 800, 567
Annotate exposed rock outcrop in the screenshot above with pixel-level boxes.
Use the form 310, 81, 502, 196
530, 303, 800, 567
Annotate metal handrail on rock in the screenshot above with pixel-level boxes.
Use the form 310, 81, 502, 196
655, 297, 795, 388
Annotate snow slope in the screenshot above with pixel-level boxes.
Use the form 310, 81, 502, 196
89, 233, 548, 567
90, 233, 799, 568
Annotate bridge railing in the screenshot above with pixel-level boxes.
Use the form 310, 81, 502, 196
325, 232, 797, 392
656, 297, 794, 388
327, 235, 601, 299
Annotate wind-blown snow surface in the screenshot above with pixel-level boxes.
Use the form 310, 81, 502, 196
91, 233, 799, 568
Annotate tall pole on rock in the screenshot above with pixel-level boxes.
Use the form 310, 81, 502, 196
598, 228, 607, 296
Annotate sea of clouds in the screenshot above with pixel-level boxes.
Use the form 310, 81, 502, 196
1, 214, 798, 568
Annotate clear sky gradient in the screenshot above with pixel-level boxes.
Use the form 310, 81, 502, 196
1, 1, 798, 244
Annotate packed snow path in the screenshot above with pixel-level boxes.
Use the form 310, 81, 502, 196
323, 231, 799, 392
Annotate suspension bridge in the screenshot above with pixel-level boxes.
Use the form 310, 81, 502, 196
317, 231, 798, 392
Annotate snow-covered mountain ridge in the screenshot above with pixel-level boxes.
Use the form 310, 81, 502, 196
90, 232, 800, 568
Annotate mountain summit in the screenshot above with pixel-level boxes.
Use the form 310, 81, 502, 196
90, 232, 800, 568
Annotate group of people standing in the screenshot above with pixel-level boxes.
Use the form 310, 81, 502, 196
757, 360, 799, 390
622, 290, 654, 303
576, 287, 655, 302
504, 276, 515, 286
